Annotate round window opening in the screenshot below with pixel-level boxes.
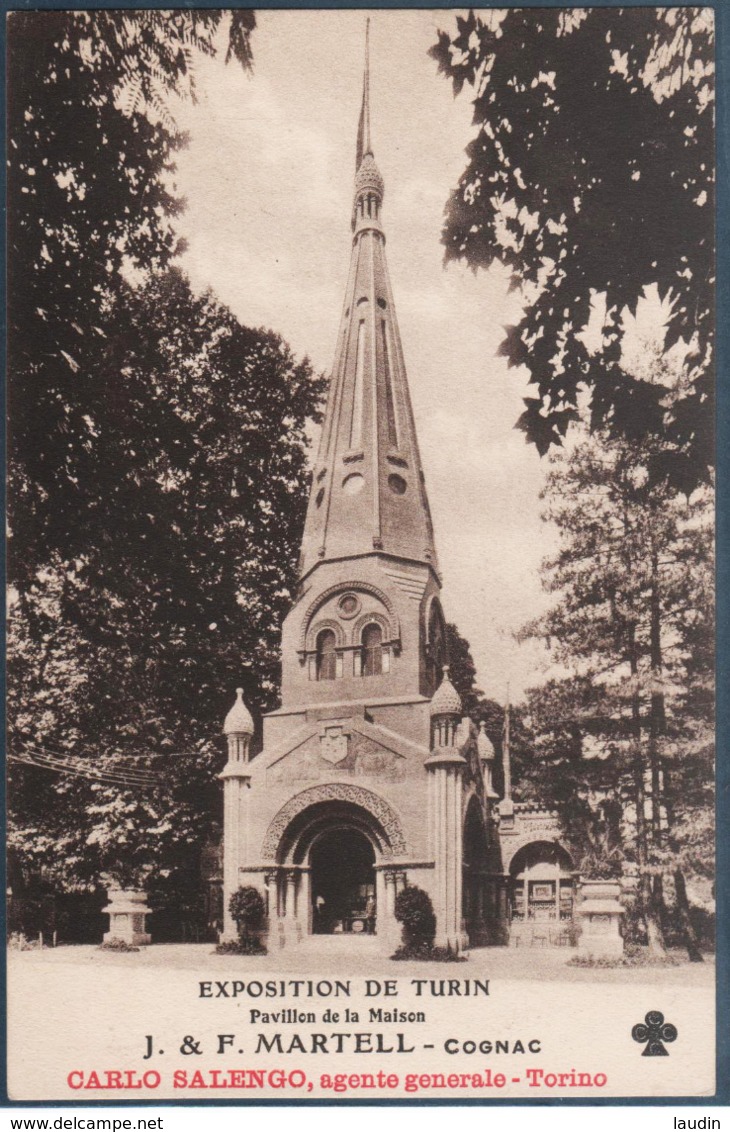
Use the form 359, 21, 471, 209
388, 474, 407, 496
343, 473, 365, 495
337, 593, 361, 620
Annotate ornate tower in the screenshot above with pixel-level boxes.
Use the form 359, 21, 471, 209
278, 25, 447, 719
219, 28, 499, 955
299, 69, 438, 580
217, 28, 583, 957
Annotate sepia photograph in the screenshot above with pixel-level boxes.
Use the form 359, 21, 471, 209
5, 5, 719, 1104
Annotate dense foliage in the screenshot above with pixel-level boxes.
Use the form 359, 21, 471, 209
519, 428, 714, 956
8, 271, 323, 899
7, 11, 325, 931
431, 8, 714, 493
8, 10, 256, 585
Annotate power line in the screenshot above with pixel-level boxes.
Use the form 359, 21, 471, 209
10, 754, 161, 788
9, 746, 165, 788
28, 735, 214, 761
23, 742, 162, 779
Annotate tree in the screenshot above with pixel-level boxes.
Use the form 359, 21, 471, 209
521, 427, 714, 956
445, 623, 481, 717
7, 269, 324, 917
7, 10, 256, 589
7, 11, 330, 933
431, 8, 714, 493
520, 676, 626, 881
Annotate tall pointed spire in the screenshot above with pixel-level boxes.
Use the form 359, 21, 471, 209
356, 18, 371, 169
298, 25, 439, 582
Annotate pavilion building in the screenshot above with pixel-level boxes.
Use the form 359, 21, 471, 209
219, 35, 584, 953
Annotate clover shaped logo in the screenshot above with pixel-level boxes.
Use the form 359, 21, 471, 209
631, 1011, 678, 1056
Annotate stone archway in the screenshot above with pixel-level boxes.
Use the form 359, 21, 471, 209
261, 786, 407, 950
508, 840, 576, 947
262, 783, 406, 860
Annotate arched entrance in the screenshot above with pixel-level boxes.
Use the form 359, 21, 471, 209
508, 840, 576, 946
311, 827, 376, 935
261, 786, 407, 950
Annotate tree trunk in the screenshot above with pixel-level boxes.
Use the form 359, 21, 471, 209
647, 546, 668, 932
648, 546, 666, 840
629, 623, 666, 955
673, 868, 703, 962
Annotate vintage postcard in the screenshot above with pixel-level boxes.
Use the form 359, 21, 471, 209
5, 5, 720, 1105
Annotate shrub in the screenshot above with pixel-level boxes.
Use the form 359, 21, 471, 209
214, 937, 267, 956
228, 886, 266, 951
98, 938, 140, 953
7, 932, 38, 951
394, 886, 436, 952
567, 946, 679, 969
391, 943, 467, 962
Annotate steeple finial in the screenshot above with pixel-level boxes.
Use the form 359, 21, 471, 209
356, 18, 371, 169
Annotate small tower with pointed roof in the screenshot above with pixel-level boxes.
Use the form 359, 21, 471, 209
425, 666, 469, 949
219, 688, 254, 939
478, 721, 499, 800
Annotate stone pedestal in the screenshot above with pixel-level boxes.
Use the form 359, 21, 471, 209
577, 879, 624, 958
103, 889, 151, 946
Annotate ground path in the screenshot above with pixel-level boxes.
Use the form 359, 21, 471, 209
9, 939, 715, 984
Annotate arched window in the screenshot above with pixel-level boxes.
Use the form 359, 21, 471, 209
361, 623, 383, 677
426, 602, 446, 693
316, 630, 337, 681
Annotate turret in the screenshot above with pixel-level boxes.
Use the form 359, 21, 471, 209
429, 666, 462, 749
477, 721, 499, 799
219, 688, 255, 941
426, 665, 467, 951
223, 687, 254, 764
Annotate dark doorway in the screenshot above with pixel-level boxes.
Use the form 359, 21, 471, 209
310, 827, 376, 934
463, 800, 489, 946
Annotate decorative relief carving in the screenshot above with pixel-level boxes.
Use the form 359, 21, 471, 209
266, 730, 404, 785
319, 724, 350, 765
337, 592, 361, 620
262, 784, 407, 860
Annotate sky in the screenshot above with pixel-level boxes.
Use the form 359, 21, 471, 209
170, 10, 557, 702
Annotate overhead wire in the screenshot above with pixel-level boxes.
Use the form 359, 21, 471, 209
9, 745, 165, 788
